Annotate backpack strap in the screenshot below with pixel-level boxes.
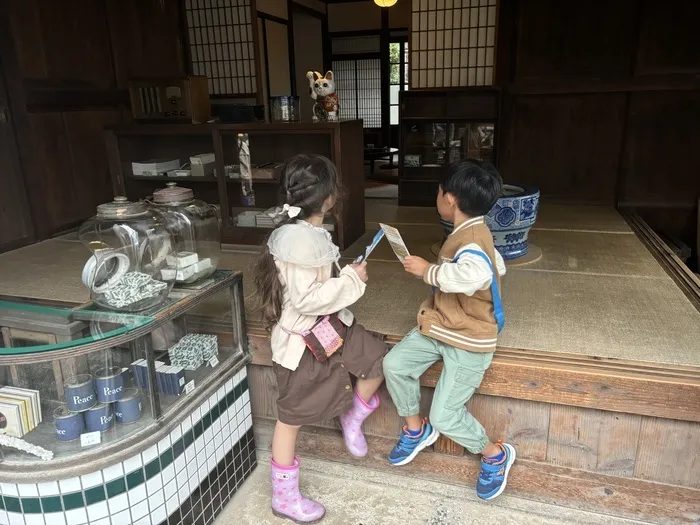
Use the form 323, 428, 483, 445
452, 249, 505, 333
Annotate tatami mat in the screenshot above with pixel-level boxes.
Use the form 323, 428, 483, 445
1, 205, 697, 366
533, 204, 632, 233
523, 230, 668, 278
499, 270, 700, 364
0, 240, 90, 304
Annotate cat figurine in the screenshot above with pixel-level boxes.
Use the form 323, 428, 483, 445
306, 70, 339, 122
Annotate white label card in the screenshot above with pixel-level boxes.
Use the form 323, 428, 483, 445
184, 380, 195, 395
209, 356, 219, 367
80, 431, 101, 447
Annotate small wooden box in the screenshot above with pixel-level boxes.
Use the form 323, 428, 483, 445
128, 76, 211, 123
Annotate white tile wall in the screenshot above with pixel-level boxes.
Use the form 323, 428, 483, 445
24, 515, 44, 525
110, 509, 131, 525
86, 502, 109, 522
63, 507, 88, 525
43, 513, 65, 525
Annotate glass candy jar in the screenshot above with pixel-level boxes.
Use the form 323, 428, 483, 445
150, 183, 221, 284
78, 197, 175, 311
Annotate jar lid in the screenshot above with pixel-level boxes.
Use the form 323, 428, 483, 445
152, 182, 194, 204
96, 197, 148, 218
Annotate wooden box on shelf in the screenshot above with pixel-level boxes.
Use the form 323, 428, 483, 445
398, 88, 501, 207
104, 120, 365, 249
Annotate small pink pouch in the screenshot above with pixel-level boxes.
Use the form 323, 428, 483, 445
301, 315, 346, 362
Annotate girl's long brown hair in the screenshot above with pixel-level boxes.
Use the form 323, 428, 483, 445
254, 154, 340, 331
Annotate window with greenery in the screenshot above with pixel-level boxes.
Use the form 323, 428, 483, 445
389, 40, 409, 125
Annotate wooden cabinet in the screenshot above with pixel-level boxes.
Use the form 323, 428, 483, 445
106, 120, 365, 250
399, 88, 501, 206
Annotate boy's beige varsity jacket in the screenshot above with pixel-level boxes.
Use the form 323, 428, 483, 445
418, 216, 504, 352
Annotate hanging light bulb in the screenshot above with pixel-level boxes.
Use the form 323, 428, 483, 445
374, 0, 398, 6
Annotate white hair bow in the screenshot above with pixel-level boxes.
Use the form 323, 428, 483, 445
282, 204, 301, 218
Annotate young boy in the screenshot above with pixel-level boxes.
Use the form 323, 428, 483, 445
382, 159, 515, 501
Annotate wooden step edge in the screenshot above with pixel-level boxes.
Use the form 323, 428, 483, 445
247, 333, 700, 423
253, 418, 700, 525
245, 328, 700, 382
621, 209, 700, 312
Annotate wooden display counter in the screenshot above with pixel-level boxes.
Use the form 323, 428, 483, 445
0, 272, 255, 525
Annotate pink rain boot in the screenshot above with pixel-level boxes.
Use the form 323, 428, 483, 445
271, 456, 326, 523
339, 390, 379, 457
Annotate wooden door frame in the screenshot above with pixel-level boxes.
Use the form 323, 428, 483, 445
0, 3, 36, 251
288, 0, 332, 84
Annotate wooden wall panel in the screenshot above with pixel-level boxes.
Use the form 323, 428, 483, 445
0, 120, 33, 249
635, 0, 700, 75
500, 94, 626, 204
105, 0, 184, 88
468, 394, 550, 461
63, 110, 123, 207
619, 91, 700, 207
29, 0, 113, 86
25, 113, 76, 231
6, 0, 47, 79
515, 0, 638, 80
24, 111, 124, 235
634, 417, 700, 489
547, 406, 641, 477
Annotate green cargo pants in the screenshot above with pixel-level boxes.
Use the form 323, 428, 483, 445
383, 328, 493, 454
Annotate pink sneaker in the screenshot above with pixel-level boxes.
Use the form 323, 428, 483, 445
271, 456, 326, 523
339, 390, 379, 457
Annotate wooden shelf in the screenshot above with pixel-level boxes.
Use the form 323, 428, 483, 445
129, 175, 218, 182
108, 121, 364, 249
399, 89, 501, 207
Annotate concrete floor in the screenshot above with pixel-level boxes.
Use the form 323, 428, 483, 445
216, 451, 649, 525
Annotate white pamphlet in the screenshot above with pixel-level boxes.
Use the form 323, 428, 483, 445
379, 223, 410, 262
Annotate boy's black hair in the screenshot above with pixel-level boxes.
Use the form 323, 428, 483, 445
439, 159, 503, 216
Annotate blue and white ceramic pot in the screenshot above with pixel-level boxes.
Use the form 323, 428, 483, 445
485, 184, 540, 260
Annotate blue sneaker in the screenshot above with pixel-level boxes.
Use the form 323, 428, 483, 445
477, 442, 516, 500
388, 419, 440, 466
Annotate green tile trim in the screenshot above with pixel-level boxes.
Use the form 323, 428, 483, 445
183, 428, 195, 449
3, 496, 22, 512
41, 495, 63, 513
20, 497, 42, 513
172, 437, 185, 459
2, 376, 250, 516
145, 458, 160, 480
105, 478, 126, 499
84, 485, 106, 505
4, 496, 20, 513
160, 448, 174, 469
62, 492, 85, 511
126, 468, 145, 489
193, 420, 204, 439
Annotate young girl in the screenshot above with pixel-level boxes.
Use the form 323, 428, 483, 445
254, 154, 387, 523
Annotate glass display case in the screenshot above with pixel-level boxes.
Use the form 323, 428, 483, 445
399, 88, 501, 206
151, 182, 222, 284
0, 271, 247, 468
78, 197, 176, 312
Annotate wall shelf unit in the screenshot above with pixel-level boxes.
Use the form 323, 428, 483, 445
106, 121, 365, 249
